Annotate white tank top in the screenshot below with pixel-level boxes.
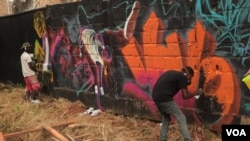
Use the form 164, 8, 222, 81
20, 52, 36, 77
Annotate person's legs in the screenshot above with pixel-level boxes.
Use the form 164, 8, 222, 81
159, 114, 170, 141
24, 77, 32, 101
157, 103, 171, 141
30, 81, 41, 103
29, 75, 41, 103
167, 101, 192, 141
24, 89, 31, 101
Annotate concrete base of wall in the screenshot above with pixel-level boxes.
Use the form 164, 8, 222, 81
52, 87, 160, 122
51, 87, 242, 133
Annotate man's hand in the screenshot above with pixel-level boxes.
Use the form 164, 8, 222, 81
194, 88, 203, 99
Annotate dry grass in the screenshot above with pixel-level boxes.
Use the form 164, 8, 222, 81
0, 82, 221, 141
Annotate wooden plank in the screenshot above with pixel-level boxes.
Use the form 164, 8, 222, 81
0, 132, 5, 141
43, 125, 69, 141
4, 119, 78, 138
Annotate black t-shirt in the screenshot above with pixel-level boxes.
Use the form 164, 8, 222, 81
152, 70, 188, 103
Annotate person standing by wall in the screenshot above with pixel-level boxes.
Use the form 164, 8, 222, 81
152, 66, 203, 141
20, 42, 41, 103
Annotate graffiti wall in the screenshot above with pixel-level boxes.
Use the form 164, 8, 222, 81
1, 0, 250, 132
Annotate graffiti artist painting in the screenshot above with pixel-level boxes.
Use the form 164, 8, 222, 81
20, 42, 41, 104
152, 66, 203, 141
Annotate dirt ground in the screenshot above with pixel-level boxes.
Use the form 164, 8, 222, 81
0, 82, 221, 141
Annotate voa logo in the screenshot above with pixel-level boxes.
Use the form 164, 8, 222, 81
226, 129, 246, 136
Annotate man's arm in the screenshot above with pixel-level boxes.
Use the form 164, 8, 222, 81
181, 88, 203, 99
28, 61, 37, 72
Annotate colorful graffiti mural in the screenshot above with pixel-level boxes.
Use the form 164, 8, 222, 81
33, 0, 250, 132
1, 0, 250, 133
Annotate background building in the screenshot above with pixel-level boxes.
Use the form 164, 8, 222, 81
0, 0, 78, 16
